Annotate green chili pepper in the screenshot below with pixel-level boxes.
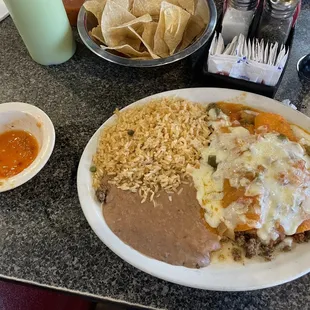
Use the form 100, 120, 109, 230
206, 103, 221, 116
278, 134, 287, 141
90, 166, 97, 173
127, 129, 135, 136
208, 155, 218, 169
304, 145, 310, 156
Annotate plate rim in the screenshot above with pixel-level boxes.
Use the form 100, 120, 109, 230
77, 88, 310, 291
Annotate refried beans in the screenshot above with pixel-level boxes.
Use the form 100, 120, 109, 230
98, 179, 221, 268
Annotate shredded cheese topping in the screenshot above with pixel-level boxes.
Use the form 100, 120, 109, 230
190, 108, 310, 243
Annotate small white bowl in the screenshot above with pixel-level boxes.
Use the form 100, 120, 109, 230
0, 102, 55, 192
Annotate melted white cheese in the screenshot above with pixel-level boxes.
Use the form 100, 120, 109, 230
190, 111, 310, 243
291, 124, 310, 146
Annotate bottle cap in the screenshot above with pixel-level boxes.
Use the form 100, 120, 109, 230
265, 0, 300, 18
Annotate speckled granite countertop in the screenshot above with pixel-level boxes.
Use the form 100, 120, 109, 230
1, 2, 310, 309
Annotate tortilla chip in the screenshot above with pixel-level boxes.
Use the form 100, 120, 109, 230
128, 26, 160, 59
88, 0, 208, 59
153, 7, 169, 57
90, 25, 106, 44
105, 14, 152, 49
133, 0, 189, 17
101, 0, 136, 30
101, 0, 137, 46
195, 0, 210, 24
177, 0, 197, 14
132, 0, 196, 17
179, 14, 205, 50
132, 0, 162, 17
154, 2, 190, 56
101, 44, 151, 58
111, 13, 152, 30
83, 0, 107, 22
134, 23, 146, 36
113, 0, 132, 10
142, 22, 158, 49
164, 3, 190, 55
131, 56, 154, 60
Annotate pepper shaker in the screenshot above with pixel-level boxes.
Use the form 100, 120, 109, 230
221, 0, 258, 45
256, 0, 300, 46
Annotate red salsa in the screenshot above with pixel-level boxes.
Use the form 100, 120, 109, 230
0, 130, 39, 179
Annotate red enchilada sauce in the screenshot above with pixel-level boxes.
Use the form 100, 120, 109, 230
0, 130, 39, 179
214, 102, 297, 141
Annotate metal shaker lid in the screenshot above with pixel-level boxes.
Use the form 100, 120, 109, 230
266, 0, 300, 18
229, 0, 258, 11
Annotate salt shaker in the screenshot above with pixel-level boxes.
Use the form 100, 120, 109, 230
257, 0, 300, 46
4, 0, 76, 65
221, 0, 258, 45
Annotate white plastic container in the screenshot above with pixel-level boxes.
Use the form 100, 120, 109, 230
4, 0, 76, 65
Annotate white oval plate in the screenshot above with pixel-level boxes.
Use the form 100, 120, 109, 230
77, 88, 310, 291
0, 102, 55, 192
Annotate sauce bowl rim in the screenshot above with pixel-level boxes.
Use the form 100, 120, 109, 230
0, 102, 55, 192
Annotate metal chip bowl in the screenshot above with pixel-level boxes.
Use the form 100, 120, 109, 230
77, 0, 217, 68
